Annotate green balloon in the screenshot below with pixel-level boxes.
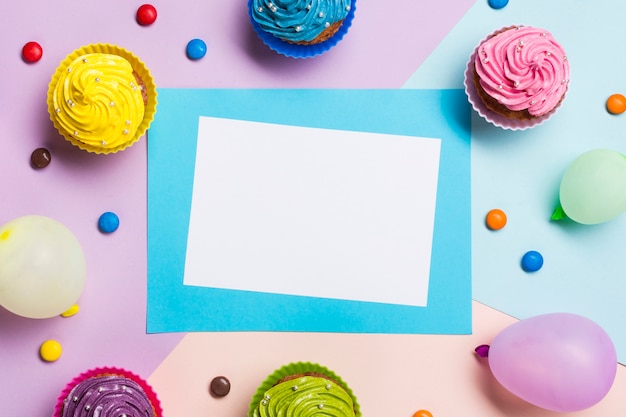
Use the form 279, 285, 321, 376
555, 149, 626, 225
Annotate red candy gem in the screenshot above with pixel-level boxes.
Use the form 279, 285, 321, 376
22, 41, 43, 63
136, 4, 157, 26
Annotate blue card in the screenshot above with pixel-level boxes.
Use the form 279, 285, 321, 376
147, 89, 471, 334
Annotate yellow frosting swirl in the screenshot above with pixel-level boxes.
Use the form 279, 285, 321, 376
52, 53, 145, 149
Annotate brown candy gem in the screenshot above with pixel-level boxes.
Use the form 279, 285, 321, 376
31, 147, 51, 168
209, 376, 231, 398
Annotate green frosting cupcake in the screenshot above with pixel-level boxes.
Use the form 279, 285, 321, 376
249, 362, 361, 417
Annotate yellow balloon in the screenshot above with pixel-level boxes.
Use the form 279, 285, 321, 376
555, 149, 626, 224
0, 215, 86, 318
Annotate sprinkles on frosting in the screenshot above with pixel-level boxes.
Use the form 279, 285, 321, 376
253, 376, 354, 417
474, 26, 570, 116
52, 53, 145, 149
251, 0, 351, 42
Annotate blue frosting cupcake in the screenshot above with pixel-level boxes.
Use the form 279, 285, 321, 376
248, 0, 356, 58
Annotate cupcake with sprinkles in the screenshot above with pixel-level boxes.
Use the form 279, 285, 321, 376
248, 0, 356, 58
47, 44, 157, 154
53, 366, 162, 417
248, 362, 361, 417
464, 25, 570, 130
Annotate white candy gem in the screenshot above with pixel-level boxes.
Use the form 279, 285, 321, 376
514, 81, 519, 87
110, 101, 115, 106
546, 52, 551, 56
318, 12, 324, 18
73, 131, 78, 136
325, 22, 330, 27
257, 6, 263, 12
73, 397, 78, 402
85, 405, 91, 411
82, 58, 88, 63
292, 385, 298, 391
498, 84, 503, 90
530, 100, 535, 105
483, 58, 489, 64
541, 32, 546, 37
123, 129, 129, 135
346, 5, 350, 11
325, 384, 332, 390
295, 26, 301, 32
318, 404, 324, 409
95, 77, 100, 82
126, 120, 131, 125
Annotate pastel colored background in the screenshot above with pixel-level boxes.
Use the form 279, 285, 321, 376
405, 0, 626, 365
0, 1, 625, 417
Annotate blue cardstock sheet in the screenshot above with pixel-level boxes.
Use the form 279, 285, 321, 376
146, 88, 472, 334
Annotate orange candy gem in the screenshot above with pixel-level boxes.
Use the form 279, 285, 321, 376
486, 208, 507, 230
606, 94, 626, 115
413, 410, 433, 417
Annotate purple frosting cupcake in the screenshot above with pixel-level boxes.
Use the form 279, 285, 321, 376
53, 367, 162, 417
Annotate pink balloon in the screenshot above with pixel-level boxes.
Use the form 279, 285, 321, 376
488, 313, 617, 412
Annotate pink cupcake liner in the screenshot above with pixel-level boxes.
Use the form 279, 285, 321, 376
53, 366, 162, 417
464, 27, 564, 131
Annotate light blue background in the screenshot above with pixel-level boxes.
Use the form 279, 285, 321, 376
405, 0, 626, 363
147, 89, 472, 335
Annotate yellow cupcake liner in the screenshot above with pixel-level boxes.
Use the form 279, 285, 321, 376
248, 362, 361, 417
47, 43, 157, 154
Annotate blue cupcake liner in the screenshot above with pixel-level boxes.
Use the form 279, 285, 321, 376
248, 0, 356, 59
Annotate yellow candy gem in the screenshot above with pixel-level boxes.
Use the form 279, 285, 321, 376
40, 340, 62, 362
61, 304, 80, 318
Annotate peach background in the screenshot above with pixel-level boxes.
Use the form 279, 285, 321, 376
149, 302, 626, 416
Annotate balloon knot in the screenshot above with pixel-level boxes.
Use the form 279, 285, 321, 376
475, 344, 490, 357
550, 204, 568, 221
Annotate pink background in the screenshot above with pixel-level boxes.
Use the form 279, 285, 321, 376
0, 1, 624, 416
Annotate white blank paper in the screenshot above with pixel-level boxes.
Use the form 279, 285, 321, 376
183, 117, 441, 307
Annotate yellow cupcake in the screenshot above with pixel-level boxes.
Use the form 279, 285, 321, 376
47, 44, 157, 154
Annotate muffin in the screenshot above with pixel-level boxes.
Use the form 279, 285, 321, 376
248, 0, 356, 58
249, 362, 361, 417
465, 25, 570, 129
53, 367, 162, 417
47, 44, 157, 154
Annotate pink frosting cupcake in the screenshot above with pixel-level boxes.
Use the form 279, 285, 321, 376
464, 25, 570, 130
53, 367, 162, 417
